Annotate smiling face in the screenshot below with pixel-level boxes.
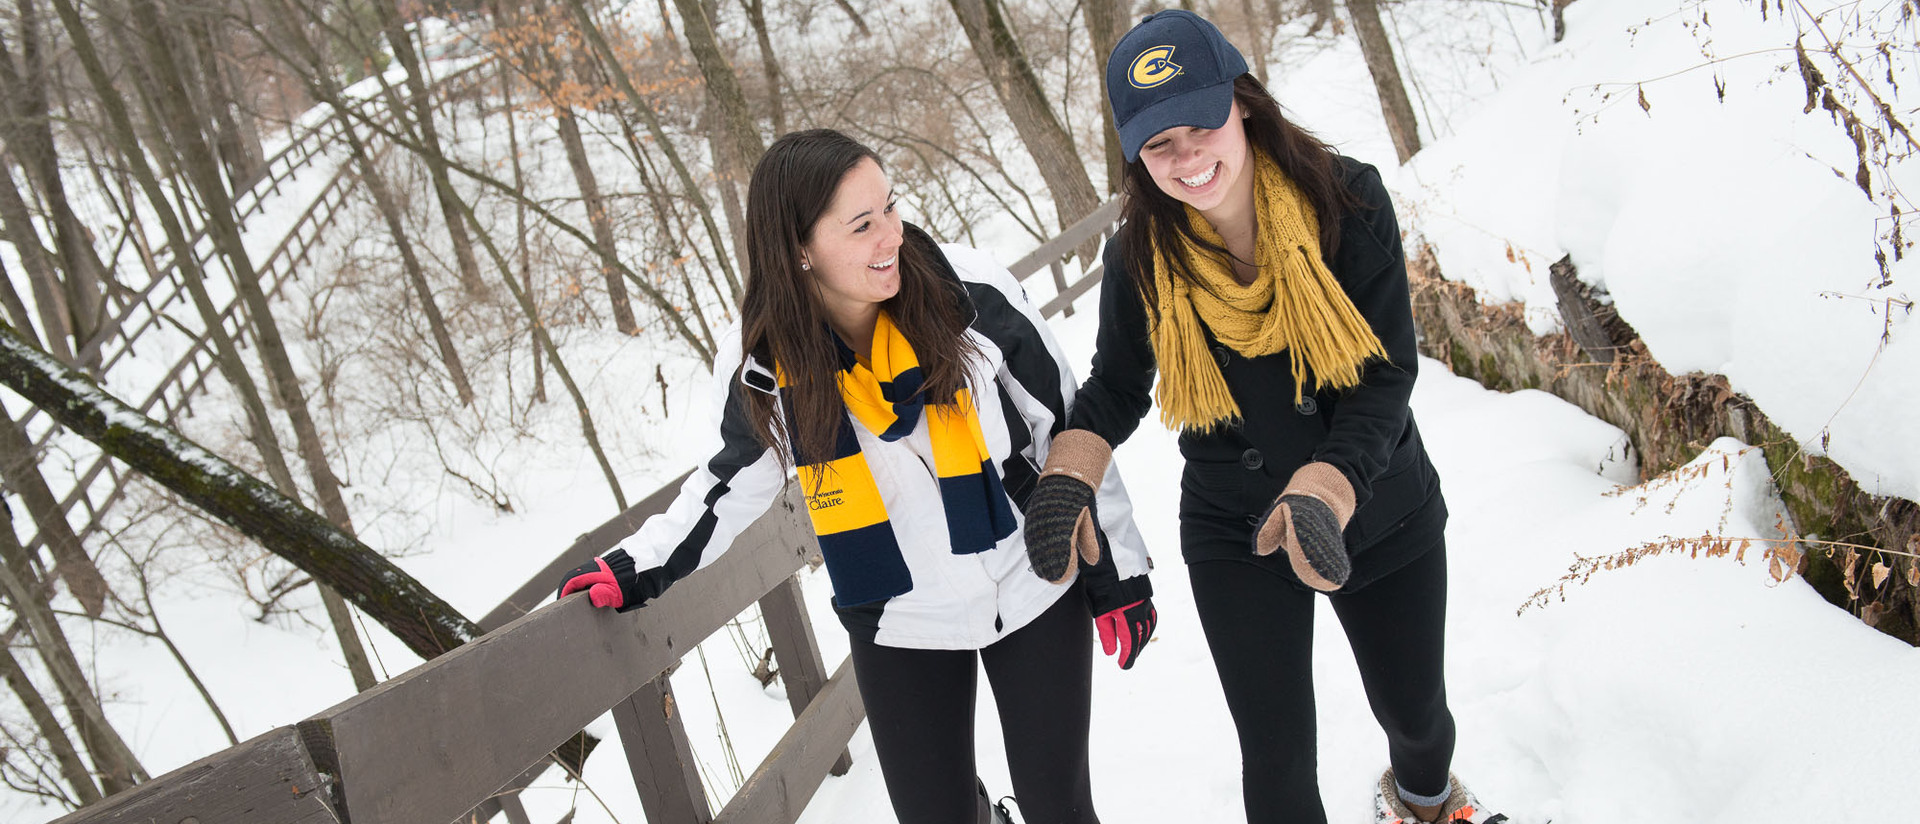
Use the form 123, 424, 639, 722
802, 157, 902, 340
1137, 99, 1256, 222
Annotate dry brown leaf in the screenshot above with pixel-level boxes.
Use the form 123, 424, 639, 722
1862, 602, 1885, 627
1872, 562, 1891, 588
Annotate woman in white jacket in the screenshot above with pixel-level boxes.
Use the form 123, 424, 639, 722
557, 129, 1154, 824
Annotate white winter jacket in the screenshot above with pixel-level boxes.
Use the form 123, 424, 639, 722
611, 238, 1152, 650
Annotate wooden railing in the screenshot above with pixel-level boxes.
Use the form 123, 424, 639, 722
43, 194, 1127, 824
1005, 197, 1122, 317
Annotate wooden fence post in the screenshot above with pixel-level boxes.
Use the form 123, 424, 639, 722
757, 575, 851, 776
611, 672, 714, 823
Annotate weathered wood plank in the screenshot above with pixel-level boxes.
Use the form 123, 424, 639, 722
480, 469, 697, 632
50, 726, 336, 824
1039, 261, 1105, 319
757, 575, 851, 775
1005, 198, 1121, 281
713, 658, 864, 824
611, 675, 712, 823
309, 486, 815, 824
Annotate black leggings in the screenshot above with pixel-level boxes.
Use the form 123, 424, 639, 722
1187, 542, 1455, 824
848, 587, 1099, 824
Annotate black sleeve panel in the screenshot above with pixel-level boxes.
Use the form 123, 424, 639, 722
1067, 236, 1158, 447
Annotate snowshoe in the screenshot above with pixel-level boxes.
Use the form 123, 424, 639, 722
1373, 769, 1508, 824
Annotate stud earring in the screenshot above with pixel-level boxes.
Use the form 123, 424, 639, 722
800, 261, 811, 271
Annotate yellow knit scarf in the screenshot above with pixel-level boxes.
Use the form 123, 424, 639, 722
1148, 149, 1388, 433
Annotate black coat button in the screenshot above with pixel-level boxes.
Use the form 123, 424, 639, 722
1240, 448, 1264, 470
1212, 345, 1230, 368
1296, 397, 1318, 415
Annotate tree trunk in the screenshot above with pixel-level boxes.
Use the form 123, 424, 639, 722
832, 0, 870, 36
0, 403, 109, 617
499, 60, 545, 403
371, 0, 488, 296
703, 96, 752, 275
0, 501, 148, 791
740, 0, 786, 136
554, 105, 641, 335
1345, 0, 1421, 163
1081, 0, 1125, 197
131, 0, 380, 688
1307, 0, 1335, 35
0, 0, 106, 357
186, 7, 259, 187
0, 250, 39, 342
0, 159, 74, 360
0, 641, 102, 804
667, 0, 765, 168
947, 0, 1102, 251
318, 95, 475, 405
628, 116, 730, 318
61, 0, 382, 696
1239, 0, 1271, 83
0, 321, 483, 659
1408, 246, 1920, 644
561, 0, 742, 302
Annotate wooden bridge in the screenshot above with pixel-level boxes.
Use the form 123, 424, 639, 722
42, 195, 1123, 824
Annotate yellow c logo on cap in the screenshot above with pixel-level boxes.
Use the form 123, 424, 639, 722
1128, 46, 1183, 89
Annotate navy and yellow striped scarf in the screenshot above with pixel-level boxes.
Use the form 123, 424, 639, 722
780, 312, 1017, 605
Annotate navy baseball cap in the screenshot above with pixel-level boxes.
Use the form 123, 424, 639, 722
1105, 10, 1249, 163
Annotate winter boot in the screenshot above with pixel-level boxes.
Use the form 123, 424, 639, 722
1373, 769, 1508, 824
976, 780, 1016, 824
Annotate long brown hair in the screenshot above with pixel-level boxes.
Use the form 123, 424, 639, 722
1117, 74, 1359, 321
739, 129, 977, 467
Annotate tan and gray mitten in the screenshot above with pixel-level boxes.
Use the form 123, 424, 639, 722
1254, 462, 1357, 592
1023, 429, 1113, 583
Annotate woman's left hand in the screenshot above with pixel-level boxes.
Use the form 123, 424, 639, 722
1095, 598, 1156, 670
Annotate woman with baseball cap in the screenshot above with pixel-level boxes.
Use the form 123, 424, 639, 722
1020, 10, 1507, 824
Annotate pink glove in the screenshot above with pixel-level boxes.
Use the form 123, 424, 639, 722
555, 550, 643, 611
1095, 598, 1156, 670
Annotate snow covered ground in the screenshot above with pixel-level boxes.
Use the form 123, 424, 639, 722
5, 0, 1918, 822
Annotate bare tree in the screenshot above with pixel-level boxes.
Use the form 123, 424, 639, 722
370, 0, 490, 297
444, 179, 632, 511
0, 0, 107, 360
740, 0, 787, 136
0, 159, 74, 361
124, 0, 381, 689
257, 1, 477, 408
1306, 0, 1336, 36
947, 0, 1102, 247
0, 405, 109, 617
0, 492, 148, 793
0, 253, 38, 343
1346, 0, 1421, 163
0, 641, 100, 805
1082, 0, 1125, 196
668, 0, 767, 166
561, 0, 744, 301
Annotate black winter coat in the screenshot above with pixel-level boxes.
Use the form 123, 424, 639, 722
1068, 156, 1446, 591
